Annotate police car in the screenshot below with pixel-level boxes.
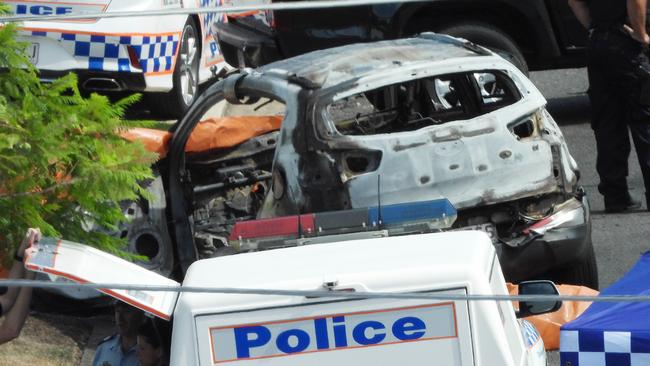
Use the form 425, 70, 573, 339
8, 0, 230, 118
25, 199, 559, 365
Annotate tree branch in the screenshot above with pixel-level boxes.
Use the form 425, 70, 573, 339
0, 178, 80, 199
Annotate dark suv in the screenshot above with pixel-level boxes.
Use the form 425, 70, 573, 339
213, 0, 588, 73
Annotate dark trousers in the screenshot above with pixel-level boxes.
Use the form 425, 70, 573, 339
587, 29, 650, 205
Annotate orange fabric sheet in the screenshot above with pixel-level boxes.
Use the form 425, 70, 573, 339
121, 127, 171, 159
121, 115, 283, 159
508, 283, 599, 350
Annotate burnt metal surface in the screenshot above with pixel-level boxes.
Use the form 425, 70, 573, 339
233, 39, 581, 218
167, 35, 587, 281
260, 33, 484, 89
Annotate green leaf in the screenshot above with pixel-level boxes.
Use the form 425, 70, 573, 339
0, 12, 156, 259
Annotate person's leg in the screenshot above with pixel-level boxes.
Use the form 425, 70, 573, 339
592, 96, 633, 207
587, 62, 633, 208
619, 44, 650, 210
628, 101, 650, 210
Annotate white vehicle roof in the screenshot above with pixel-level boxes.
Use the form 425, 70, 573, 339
179, 231, 495, 314
25, 231, 532, 365
171, 231, 521, 365
25, 230, 495, 319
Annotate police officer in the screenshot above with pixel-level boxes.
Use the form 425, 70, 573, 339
93, 301, 144, 366
569, 0, 650, 212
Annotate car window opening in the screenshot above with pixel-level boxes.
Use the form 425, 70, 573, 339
328, 71, 521, 136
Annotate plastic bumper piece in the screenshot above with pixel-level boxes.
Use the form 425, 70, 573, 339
212, 20, 281, 68
496, 195, 593, 283
38, 69, 146, 93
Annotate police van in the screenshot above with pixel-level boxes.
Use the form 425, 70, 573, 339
7, 0, 241, 117
25, 199, 558, 365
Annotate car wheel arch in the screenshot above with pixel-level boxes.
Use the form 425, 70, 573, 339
396, 4, 538, 65
146, 16, 203, 119
190, 14, 204, 53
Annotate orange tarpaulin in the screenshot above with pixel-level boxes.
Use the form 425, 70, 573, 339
508, 283, 599, 350
121, 127, 171, 159
120, 115, 283, 159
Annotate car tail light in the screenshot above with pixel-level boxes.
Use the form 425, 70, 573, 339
523, 198, 584, 235
127, 46, 141, 70
229, 214, 315, 241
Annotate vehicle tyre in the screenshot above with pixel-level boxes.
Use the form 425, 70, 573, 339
118, 176, 175, 277
147, 18, 200, 119
437, 22, 529, 75
549, 243, 599, 290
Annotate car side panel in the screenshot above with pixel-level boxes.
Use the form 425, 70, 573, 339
342, 113, 558, 210
14, 0, 226, 92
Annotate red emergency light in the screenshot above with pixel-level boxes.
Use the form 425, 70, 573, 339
229, 214, 315, 241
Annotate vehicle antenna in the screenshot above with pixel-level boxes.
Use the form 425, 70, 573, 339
289, 184, 303, 239
377, 174, 383, 229
297, 204, 303, 239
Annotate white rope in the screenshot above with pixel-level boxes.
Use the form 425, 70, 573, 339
0, 0, 429, 23
0, 279, 640, 302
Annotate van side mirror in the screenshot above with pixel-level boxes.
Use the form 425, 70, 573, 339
516, 280, 562, 318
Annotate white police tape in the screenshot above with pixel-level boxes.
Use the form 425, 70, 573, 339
0, 0, 429, 23
0, 279, 649, 302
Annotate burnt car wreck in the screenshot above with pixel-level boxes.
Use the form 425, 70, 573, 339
121, 33, 596, 289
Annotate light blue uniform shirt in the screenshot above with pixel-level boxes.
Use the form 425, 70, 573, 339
92, 334, 139, 366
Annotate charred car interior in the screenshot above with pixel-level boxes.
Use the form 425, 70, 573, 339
328, 71, 521, 136
119, 34, 597, 290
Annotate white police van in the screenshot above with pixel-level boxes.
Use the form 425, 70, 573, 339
7, 0, 236, 117
25, 199, 556, 365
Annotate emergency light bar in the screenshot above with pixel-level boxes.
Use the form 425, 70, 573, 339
229, 199, 457, 250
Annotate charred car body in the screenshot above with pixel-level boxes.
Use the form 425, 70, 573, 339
120, 33, 596, 289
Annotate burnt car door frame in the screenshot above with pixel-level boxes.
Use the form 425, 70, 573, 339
166, 73, 301, 275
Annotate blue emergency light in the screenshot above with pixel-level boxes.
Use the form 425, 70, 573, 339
368, 199, 457, 227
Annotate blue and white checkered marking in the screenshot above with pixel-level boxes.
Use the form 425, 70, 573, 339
25, 30, 180, 74
128, 34, 179, 73
520, 319, 541, 349
560, 330, 650, 366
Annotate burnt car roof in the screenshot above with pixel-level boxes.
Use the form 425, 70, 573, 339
258, 33, 490, 89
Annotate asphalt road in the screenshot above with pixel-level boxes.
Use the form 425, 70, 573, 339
530, 68, 650, 365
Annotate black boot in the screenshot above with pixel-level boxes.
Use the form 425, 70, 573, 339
604, 194, 642, 213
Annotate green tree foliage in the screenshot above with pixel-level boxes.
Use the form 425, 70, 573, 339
0, 10, 156, 258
